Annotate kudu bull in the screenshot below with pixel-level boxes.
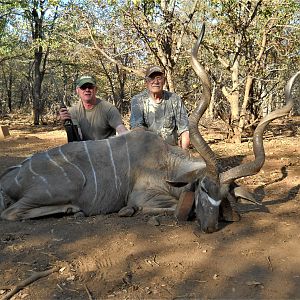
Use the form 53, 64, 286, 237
0, 26, 299, 233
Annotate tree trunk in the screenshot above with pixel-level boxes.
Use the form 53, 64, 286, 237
7, 72, 12, 112
32, 48, 43, 125
221, 60, 241, 142
208, 81, 216, 118
238, 75, 254, 132
1, 66, 13, 112
165, 68, 175, 92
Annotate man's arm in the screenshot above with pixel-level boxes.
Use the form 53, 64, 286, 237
130, 96, 146, 129
173, 95, 190, 149
116, 124, 128, 135
106, 105, 128, 135
179, 130, 190, 149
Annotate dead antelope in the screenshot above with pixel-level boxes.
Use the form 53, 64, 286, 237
0, 25, 299, 233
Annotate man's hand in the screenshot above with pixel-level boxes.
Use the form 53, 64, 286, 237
59, 107, 72, 122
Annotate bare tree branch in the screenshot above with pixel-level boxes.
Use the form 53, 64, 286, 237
85, 21, 145, 78
1, 266, 59, 300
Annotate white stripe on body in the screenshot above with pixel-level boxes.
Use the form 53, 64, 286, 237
58, 147, 86, 186
11, 164, 22, 168
12, 165, 22, 188
124, 137, 131, 196
46, 151, 72, 184
21, 157, 31, 164
0, 184, 4, 210
28, 158, 53, 199
106, 139, 120, 196
83, 141, 98, 208
15, 157, 31, 188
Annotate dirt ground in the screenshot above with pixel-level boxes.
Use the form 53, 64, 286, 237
0, 116, 299, 300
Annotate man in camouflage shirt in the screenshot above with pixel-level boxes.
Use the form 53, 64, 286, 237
130, 66, 190, 149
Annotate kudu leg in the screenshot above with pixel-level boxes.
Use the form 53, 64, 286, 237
1, 197, 81, 220
139, 207, 176, 215
118, 205, 176, 217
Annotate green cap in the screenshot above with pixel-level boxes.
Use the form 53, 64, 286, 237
76, 75, 96, 87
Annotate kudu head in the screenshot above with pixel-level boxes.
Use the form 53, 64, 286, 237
189, 23, 299, 233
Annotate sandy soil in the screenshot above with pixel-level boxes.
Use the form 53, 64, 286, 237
0, 117, 299, 300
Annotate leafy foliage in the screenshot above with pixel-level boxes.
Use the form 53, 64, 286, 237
0, 0, 299, 134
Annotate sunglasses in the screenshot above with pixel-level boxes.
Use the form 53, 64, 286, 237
146, 75, 164, 83
79, 84, 95, 90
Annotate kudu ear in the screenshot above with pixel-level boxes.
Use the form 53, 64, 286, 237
166, 160, 206, 187
233, 186, 261, 205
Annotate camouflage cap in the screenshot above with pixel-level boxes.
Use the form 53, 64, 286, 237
76, 75, 96, 87
145, 65, 164, 77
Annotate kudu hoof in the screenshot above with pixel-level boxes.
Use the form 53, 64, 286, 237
74, 211, 85, 218
118, 206, 137, 217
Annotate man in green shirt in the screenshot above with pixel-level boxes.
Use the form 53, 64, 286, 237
59, 75, 127, 140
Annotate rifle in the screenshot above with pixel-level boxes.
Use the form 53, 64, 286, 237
60, 105, 82, 143
51, 74, 82, 143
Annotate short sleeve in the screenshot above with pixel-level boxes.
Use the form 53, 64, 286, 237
173, 96, 189, 135
107, 105, 123, 129
130, 94, 146, 129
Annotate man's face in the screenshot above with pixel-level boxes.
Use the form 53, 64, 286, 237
146, 72, 165, 94
76, 83, 97, 102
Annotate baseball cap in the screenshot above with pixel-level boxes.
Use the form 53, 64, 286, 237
145, 65, 164, 77
76, 75, 96, 87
